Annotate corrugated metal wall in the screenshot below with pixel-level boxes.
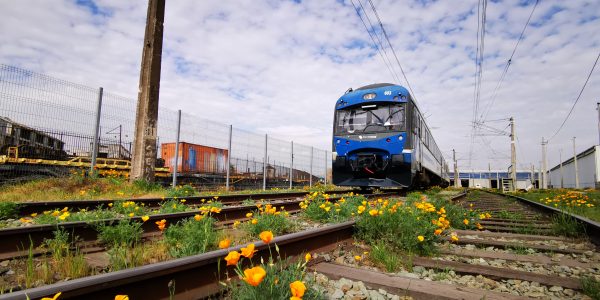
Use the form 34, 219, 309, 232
548, 146, 599, 188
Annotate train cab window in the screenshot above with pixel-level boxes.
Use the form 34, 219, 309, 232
335, 103, 405, 135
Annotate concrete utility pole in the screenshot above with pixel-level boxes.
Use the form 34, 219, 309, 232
597, 102, 600, 145
574, 137, 580, 189
559, 149, 564, 188
510, 117, 517, 184
130, 0, 166, 182
453, 149, 460, 188
541, 138, 548, 189
530, 164, 535, 188
172, 110, 181, 188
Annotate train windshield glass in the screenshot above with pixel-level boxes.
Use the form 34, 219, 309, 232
335, 103, 405, 135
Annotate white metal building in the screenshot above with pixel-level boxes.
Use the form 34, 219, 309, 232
548, 145, 600, 189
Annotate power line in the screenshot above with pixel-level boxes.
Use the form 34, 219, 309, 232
469, 0, 488, 165
366, 0, 418, 102
349, 0, 400, 84
549, 50, 600, 140
479, 0, 539, 123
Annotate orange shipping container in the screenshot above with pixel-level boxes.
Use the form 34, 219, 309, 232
161, 142, 228, 174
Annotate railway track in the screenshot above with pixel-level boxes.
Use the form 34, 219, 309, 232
1, 192, 399, 260
2, 190, 599, 299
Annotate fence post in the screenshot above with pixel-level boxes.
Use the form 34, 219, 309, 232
172, 110, 181, 188
289, 141, 293, 189
324, 150, 328, 185
263, 134, 268, 190
226, 124, 232, 191
309, 146, 313, 187
90, 87, 103, 175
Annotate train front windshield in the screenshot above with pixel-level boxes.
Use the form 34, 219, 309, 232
335, 103, 405, 135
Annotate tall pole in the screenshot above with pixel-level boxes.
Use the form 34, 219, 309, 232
289, 141, 293, 189
226, 125, 232, 191
541, 138, 548, 189
530, 164, 535, 188
309, 147, 313, 187
90, 87, 103, 174
172, 110, 181, 188
453, 149, 459, 188
488, 162, 491, 188
538, 161, 542, 189
263, 134, 267, 190
510, 117, 517, 185
574, 137, 580, 189
324, 150, 328, 185
130, 0, 165, 182
559, 149, 564, 188
597, 102, 600, 145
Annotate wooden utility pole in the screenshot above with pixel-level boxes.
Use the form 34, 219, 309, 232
130, 0, 166, 182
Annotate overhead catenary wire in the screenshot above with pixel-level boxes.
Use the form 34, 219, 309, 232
349, 0, 401, 84
469, 0, 488, 165
549, 50, 600, 140
479, 0, 540, 123
366, 0, 418, 102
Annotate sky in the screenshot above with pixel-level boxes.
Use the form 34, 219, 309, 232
0, 0, 599, 172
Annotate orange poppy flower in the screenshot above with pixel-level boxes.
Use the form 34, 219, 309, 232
259, 231, 274, 244
219, 238, 231, 249
224, 251, 241, 266
290, 280, 306, 298
240, 243, 256, 258
242, 266, 266, 287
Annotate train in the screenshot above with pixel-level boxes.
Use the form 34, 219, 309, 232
0, 116, 68, 160
331, 83, 450, 189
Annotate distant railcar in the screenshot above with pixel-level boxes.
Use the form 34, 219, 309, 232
161, 142, 228, 174
0, 116, 67, 160
332, 83, 449, 188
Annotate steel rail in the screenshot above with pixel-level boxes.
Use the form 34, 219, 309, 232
0, 221, 356, 300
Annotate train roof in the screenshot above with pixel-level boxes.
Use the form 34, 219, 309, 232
335, 83, 410, 110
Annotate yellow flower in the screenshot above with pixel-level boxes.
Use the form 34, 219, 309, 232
30, 213, 38, 217
354, 255, 362, 261
241, 243, 256, 258
417, 235, 424, 242
290, 280, 306, 298
251, 219, 258, 225
51, 210, 60, 217
259, 231, 274, 244
233, 220, 241, 228
156, 219, 167, 231
305, 253, 312, 262
129, 213, 135, 217
368, 209, 379, 216
219, 238, 231, 249
246, 212, 253, 218
180, 199, 186, 203
451, 234, 459, 242
194, 214, 203, 221
115, 296, 129, 300
141, 215, 150, 222
61, 207, 68, 212
463, 219, 469, 225
41, 292, 62, 300
242, 266, 266, 287
19, 218, 32, 223
108, 203, 113, 207
434, 229, 442, 235
224, 251, 240, 266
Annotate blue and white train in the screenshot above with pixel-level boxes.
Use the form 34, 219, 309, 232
332, 83, 450, 188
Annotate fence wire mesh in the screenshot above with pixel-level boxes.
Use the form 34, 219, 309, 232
0, 64, 330, 189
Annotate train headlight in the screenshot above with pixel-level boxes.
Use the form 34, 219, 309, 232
332, 152, 337, 160
363, 93, 376, 100
398, 135, 403, 141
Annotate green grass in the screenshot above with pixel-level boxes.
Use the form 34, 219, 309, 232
370, 241, 402, 272
582, 276, 600, 300
514, 189, 600, 222
552, 213, 586, 237
0, 201, 18, 220
164, 216, 218, 258
97, 220, 144, 247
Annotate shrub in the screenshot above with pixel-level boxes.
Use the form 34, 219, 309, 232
0, 202, 18, 220
244, 204, 293, 236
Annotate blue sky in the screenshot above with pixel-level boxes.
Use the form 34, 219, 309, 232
0, 0, 599, 171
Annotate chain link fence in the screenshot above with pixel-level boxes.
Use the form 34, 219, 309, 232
0, 64, 330, 189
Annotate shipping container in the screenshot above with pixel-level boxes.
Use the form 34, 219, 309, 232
161, 142, 228, 174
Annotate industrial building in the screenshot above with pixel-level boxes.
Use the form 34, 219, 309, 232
449, 171, 536, 190
548, 145, 600, 189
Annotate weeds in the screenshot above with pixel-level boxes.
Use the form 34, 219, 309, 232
97, 220, 144, 247
164, 216, 218, 258
166, 185, 197, 198
157, 199, 191, 214
370, 241, 401, 272
582, 276, 600, 300
552, 212, 586, 237
0, 202, 18, 220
